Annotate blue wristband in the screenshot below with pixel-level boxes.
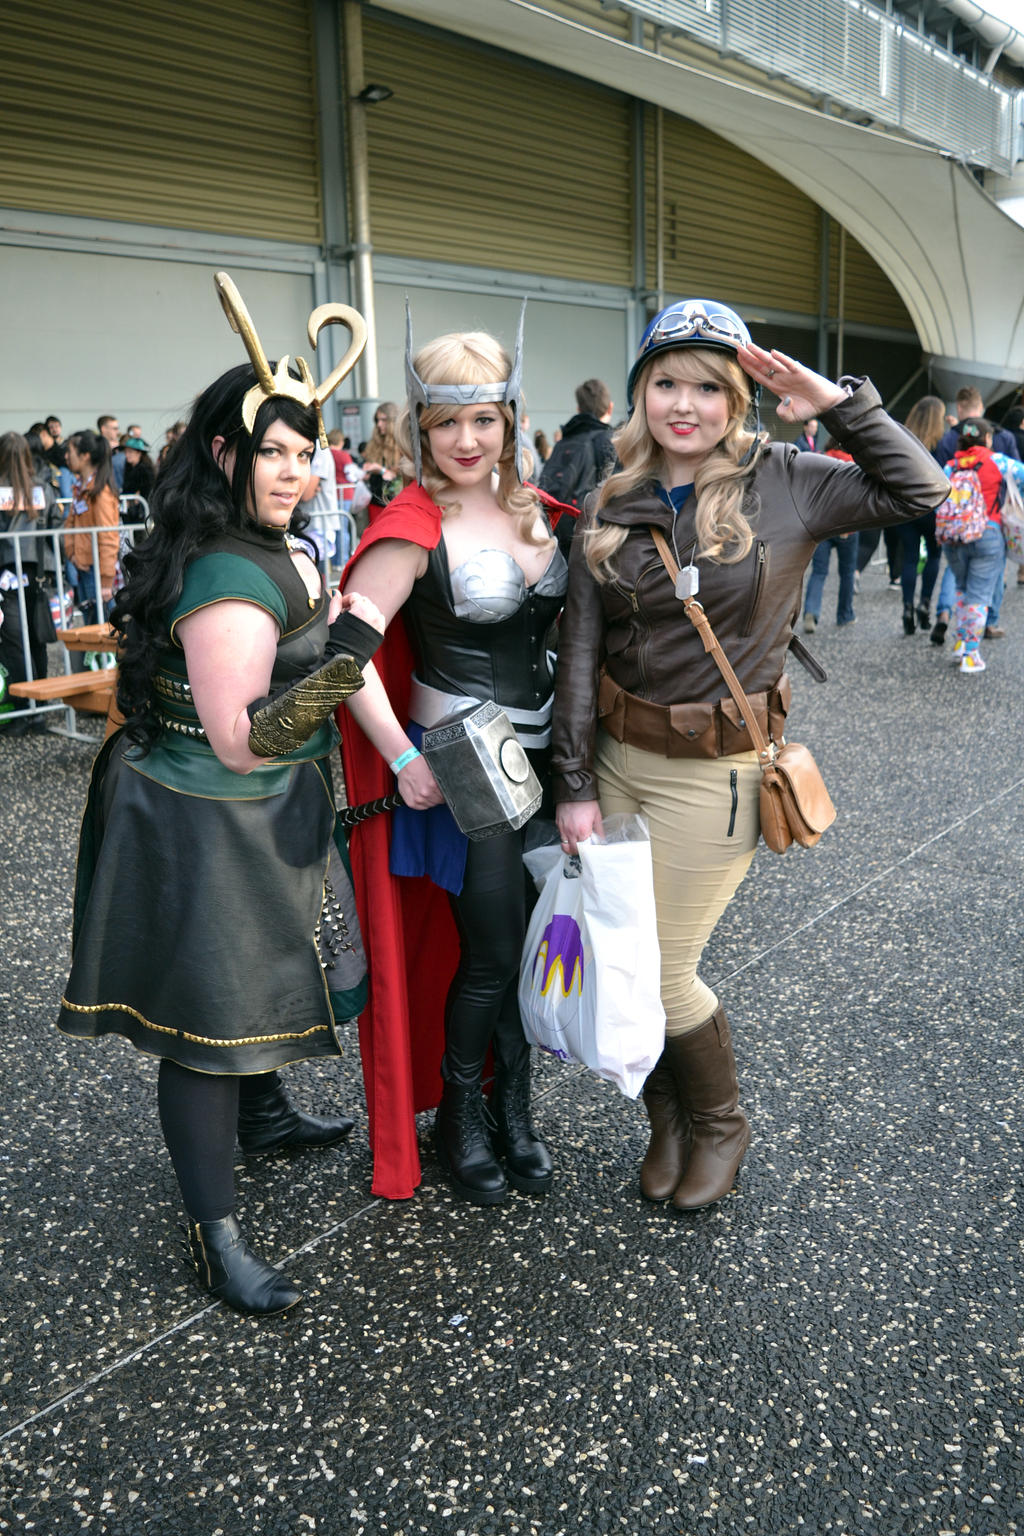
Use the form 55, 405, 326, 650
390, 746, 421, 775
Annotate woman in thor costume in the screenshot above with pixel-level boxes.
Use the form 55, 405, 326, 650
341, 308, 576, 1205
58, 275, 384, 1315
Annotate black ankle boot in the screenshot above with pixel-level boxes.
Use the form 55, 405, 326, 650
185, 1214, 302, 1314
491, 1068, 553, 1195
434, 1081, 508, 1206
238, 1081, 353, 1154
902, 604, 916, 635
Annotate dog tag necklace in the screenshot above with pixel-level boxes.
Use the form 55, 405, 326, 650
671, 524, 699, 601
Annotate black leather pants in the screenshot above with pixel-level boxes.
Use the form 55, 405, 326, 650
444, 827, 533, 1088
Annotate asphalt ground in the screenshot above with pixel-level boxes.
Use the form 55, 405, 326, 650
0, 558, 1021, 1536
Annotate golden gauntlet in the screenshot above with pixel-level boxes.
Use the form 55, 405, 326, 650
247, 653, 364, 757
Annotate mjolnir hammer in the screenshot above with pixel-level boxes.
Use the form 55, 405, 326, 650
338, 699, 542, 841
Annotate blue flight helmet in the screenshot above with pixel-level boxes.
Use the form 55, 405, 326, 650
627, 298, 761, 465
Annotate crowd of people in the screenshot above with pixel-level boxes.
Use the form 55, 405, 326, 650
6, 276, 1020, 1320
0, 406, 404, 723
798, 384, 1024, 672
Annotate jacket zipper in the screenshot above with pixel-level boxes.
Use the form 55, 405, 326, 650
615, 559, 661, 695
635, 559, 662, 695
740, 541, 766, 637
727, 768, 738, 837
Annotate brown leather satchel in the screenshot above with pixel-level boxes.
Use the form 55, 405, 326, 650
649, 527, 836, 854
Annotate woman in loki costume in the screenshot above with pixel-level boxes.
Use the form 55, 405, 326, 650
58, 276, 383, 1315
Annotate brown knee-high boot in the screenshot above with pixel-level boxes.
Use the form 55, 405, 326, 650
639, 1052, 691, 1201
663, 1006, 750, 1210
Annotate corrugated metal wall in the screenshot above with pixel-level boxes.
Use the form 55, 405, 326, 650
828, 223, 914, 330
646, 108, 913, 329
362, 12, 635, 286
2, 0, 321, 243
1, 0, 913, 337
646, 111, 822, 313
360, 11, 911, 332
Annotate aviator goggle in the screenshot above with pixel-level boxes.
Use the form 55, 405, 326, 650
627, 299, 753, 409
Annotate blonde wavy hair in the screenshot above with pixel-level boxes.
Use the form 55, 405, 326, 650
396, 330, 544, 543
903, 394, 945, 453
584, 347, 764, 582
364, 401, 401, 470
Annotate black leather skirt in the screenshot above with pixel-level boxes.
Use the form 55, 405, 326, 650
58, 732, 367, 1074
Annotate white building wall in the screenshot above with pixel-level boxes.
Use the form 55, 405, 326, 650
1, 232, 633, 453
373, 279, 631, 447
1, 243, 315, 449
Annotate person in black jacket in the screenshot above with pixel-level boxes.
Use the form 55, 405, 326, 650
539, 378, 616, 512
121, 434, 156, 518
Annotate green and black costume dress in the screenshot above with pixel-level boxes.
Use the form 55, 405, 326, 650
58, 524, 367, 1074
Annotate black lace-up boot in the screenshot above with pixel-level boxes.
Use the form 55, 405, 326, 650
491, 1063, 553, 1195
434, 1067, 508, 1206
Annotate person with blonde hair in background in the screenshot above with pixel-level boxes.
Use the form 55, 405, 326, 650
552, 298, 949, 1214
361, 400, 403, 506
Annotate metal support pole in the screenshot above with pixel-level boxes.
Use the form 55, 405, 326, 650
655, 105, 664, 314
342, 0, 380, 408
818, 207, 830, 377
312, 0, 354, 435
836, 224, 847, 379
630, 11, 648, 366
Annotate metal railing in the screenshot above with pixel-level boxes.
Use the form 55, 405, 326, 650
0, 494, 359, 740
618, 0, 1021, 173
304, 498, 361, 590
0, 504, 148, 738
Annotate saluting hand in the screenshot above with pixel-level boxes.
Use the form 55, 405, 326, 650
736, 344, 848, 424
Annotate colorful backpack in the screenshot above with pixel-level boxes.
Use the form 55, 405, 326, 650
935, 466, 988, 545
994, 453, 1024, 562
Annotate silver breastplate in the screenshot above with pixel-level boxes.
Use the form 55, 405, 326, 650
449, 546, 568, 623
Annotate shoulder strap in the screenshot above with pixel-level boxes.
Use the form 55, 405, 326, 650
648, 525, 774, 766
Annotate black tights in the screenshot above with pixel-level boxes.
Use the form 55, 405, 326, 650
157, 1061, 281, 1222
444, 826, 532, 1087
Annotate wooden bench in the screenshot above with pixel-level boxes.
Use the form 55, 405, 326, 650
9, 668, 123, 737
6, 624, 123, 737
56, 623, 119, 654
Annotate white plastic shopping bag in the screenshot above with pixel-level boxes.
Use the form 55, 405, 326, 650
519, 815, 665, 1098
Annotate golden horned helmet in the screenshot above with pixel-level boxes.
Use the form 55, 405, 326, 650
214, 271, 368, 449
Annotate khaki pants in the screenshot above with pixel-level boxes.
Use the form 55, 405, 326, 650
595, 732, 762, 1035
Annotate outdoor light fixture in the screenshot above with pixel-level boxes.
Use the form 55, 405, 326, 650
356, 83, 393, 104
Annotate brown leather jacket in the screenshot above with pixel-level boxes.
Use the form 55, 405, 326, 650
62, 482, 120, 584
551, 378, 950, 803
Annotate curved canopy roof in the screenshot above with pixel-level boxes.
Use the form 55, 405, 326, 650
378, 0, 1024, 394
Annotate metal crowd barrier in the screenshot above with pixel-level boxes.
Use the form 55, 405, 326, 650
1, 492, 360, 741
0, 496, 148, 739
305, 497, 360, 589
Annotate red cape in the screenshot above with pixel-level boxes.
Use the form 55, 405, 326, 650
339, 482, 575, 1199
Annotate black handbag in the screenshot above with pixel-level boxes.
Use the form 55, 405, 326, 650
30, 582, 57, 647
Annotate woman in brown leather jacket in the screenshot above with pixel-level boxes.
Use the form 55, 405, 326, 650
552, 299, 949, 1214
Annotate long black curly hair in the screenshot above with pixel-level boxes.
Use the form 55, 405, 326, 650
112, 362, 320, 750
